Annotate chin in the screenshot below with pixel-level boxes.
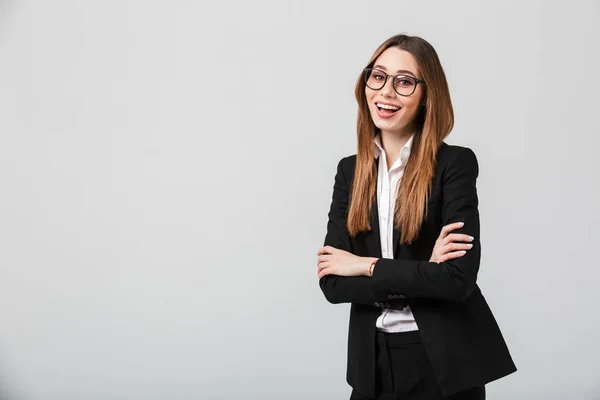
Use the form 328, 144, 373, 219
375, 119, 402, 130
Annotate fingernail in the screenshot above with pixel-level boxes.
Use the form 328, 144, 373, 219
467, 244, 473, 248
458, 222, 464, 226
461, 250, 466, 254
469, 236, 474, 241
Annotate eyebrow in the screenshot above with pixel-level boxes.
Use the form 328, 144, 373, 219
373, 65, 418, 77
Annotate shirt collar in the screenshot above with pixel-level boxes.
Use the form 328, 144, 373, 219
373, 132, 415, 165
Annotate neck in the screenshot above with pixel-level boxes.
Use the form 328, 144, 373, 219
379, 128, 415, 169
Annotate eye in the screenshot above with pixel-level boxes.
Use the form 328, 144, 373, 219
395, 76, 416, 86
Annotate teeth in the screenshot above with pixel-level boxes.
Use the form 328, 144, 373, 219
377, 103, 400, 111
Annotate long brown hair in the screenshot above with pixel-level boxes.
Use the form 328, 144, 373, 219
347, 34, 454, 244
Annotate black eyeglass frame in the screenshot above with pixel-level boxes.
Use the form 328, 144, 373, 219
363, 68, 426, 97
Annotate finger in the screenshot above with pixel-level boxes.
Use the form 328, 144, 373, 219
317, 245, 336, 256
441, 250, 468, 262
441, 232, 473, 247
438, 222, 465, 239
444, 242, 473, 252
446, 233, 475, 243
317, 261, 330, 273
318, 254, 333, 263
318, 266, 333, 279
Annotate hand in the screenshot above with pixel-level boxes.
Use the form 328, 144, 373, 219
317, 246, 376, 279
430, 222, 474, 263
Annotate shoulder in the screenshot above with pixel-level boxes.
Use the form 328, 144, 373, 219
336, 154, 357, 178
437, 142, 479, 180
339, 154, 357, 166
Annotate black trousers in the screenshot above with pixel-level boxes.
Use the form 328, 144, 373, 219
349, 330, 485, 400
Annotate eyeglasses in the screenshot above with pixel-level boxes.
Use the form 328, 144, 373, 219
363, 68, 425, 97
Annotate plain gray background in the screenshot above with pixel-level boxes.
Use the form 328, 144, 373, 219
0, 1, 599, 399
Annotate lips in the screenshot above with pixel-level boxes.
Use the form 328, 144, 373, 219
374, 102, 401, 119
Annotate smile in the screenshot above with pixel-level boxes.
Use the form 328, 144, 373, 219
376, 102, 400, 111
375, 102, 401, 118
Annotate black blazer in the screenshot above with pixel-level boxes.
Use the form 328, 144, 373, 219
320, 142, 517, 397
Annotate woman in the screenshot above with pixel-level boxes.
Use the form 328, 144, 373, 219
316, 34, 516, 400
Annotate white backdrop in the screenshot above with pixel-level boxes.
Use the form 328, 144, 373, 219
1, 1, 599, 399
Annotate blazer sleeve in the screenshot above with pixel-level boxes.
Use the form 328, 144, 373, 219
319, 157, 401, 308
370, 147, 481, 302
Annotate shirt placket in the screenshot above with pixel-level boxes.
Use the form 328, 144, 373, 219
379, 155, 390, 258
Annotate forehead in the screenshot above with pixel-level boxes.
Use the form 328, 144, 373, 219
373, 47, 420, 77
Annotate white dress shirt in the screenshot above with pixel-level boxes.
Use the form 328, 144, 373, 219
373, 132, 419, 332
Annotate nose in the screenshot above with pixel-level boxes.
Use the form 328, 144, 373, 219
381, 76, 396, 97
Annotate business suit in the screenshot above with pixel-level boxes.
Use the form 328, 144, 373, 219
320, 142, 517, 398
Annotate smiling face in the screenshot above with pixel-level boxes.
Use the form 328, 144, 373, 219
365, 47, 426, 137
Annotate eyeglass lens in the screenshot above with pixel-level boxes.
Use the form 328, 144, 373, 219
365, 69, 417, 96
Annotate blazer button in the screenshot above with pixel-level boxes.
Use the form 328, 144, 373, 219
374, 302, 380, 307
384, 302, 391, 308
388, 294, 395, 299
399, 294, 406, 299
